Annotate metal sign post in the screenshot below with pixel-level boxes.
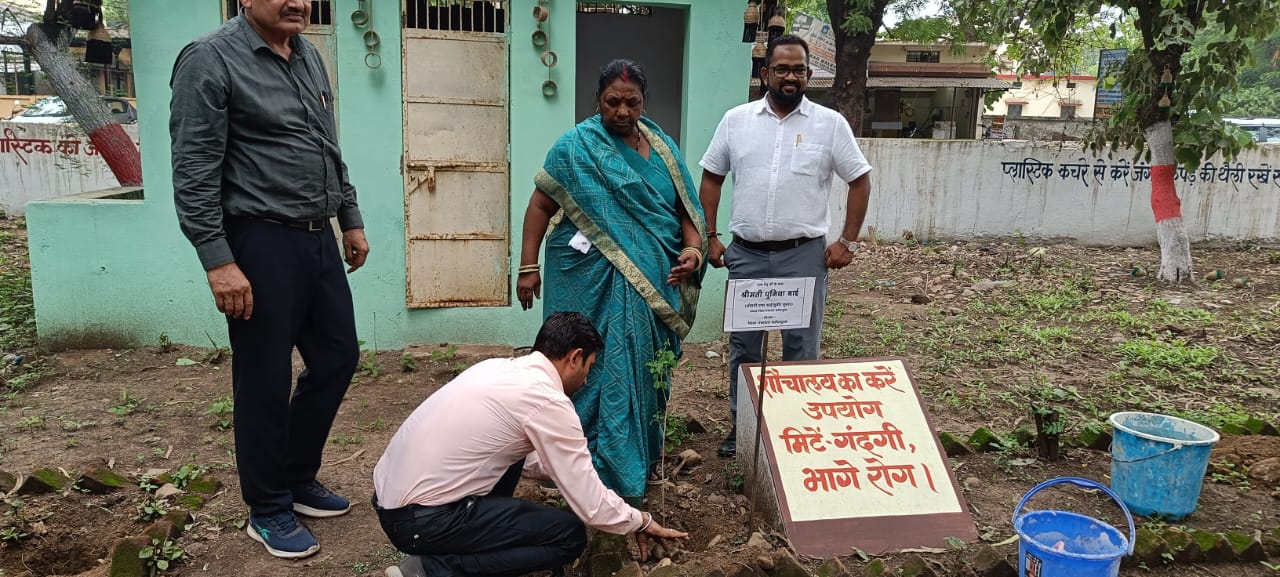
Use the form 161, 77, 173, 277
723, 276, 817, 529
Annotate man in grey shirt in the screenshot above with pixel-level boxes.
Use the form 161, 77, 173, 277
170, 0, 369, 560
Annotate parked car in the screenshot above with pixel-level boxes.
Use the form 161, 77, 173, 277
1224, 117, 1280, 143
4, 95, 137, 125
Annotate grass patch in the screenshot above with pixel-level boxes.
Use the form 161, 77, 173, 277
0, 219, 34, 351
1117, 338, 1220, 371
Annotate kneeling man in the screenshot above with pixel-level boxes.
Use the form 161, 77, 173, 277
373, 312, 687, 577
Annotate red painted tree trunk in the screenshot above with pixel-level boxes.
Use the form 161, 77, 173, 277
1145, 121, 1193, 282
25, 23, 142, 186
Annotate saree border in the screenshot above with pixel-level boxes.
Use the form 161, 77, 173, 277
536, 168, 691, 338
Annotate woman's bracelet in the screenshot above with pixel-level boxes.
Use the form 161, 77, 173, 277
638, 512, 653, 533
680, 246, 704, 269
517, 263, 540, 274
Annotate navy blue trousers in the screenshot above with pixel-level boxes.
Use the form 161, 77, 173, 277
375, 460, 587, 577
225, 217, 359, 515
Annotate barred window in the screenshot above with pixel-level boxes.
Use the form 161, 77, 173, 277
405, 1, 506, 33
578, 4, 653, 15
222, 1, 332, 25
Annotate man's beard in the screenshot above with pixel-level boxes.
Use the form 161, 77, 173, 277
769, 84, 804, 107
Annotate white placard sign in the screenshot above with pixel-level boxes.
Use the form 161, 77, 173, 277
723, 277, 816, 332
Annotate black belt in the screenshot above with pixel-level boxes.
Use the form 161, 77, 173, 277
733, 236, 821, 252
258, 217, 330, 232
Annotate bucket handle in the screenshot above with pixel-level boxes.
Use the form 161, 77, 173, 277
1013, 477, 1136, 555
1109, 441, 1183, 463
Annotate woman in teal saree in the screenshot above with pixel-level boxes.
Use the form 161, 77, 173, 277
518, 60, 706, 503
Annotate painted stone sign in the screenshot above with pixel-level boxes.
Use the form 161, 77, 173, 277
736, 358, 977, 556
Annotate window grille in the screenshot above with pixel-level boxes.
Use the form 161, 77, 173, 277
404, 1, 506, 33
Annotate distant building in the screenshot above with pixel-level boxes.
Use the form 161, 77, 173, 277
782, 13, 1010, 139
982, 73, 1099, 141
989, 73, 1099, 119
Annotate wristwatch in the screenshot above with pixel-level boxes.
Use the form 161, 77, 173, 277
837, 237, 859, 253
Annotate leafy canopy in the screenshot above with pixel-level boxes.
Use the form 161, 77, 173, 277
959, 0, 1280, 169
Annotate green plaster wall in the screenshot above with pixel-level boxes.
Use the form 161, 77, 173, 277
26, 0, 746, 350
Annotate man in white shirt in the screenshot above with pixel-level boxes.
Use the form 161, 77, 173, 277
699, 34, 873, 458
372, 312, 687, 577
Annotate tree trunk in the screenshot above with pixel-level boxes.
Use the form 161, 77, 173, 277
827, 0, 889, 135
25, 23, 142, 186
1145, 121, 1193, 282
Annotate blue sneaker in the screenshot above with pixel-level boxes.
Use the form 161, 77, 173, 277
292, 480, 351, 518
245, 511, 319, 559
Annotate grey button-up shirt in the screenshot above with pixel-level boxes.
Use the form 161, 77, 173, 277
171, 16, 363, 270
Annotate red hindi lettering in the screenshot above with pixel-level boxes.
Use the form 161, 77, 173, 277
800, 460, 860, 492
862, 458, 919, 496
860, 366, 904, 393
777, 426, 826, 454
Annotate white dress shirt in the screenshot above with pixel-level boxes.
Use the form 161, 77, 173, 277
700, 96, 872, 242
372, 352, 644, 534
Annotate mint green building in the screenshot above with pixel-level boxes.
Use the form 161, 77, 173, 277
26, 1, 747, 349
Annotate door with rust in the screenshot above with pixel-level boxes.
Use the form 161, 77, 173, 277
402, 1, 509, 308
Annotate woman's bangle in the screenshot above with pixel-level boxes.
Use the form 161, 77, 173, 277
680, 246, 704, 269
518, 263, 539, 274
706, 230, 721, 239
638, 512, 653, 533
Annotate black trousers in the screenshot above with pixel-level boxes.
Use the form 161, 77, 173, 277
375, 460, 587, 577
225, 217, 359, 516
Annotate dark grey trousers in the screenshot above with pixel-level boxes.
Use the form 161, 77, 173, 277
725, 238, 828, 425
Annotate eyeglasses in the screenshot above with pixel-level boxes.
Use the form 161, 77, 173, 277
768, 66, 809, 78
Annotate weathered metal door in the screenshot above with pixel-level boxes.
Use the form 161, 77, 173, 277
402, 2, 509, 308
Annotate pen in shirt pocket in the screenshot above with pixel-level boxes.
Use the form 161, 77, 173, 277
795, 133, 802, 147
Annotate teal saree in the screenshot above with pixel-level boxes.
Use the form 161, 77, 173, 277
535, 115, 705, 499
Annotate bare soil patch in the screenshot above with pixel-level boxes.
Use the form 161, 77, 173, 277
2, 216, 1279, 576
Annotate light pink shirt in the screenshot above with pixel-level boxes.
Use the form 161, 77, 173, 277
372, 352, 644, 534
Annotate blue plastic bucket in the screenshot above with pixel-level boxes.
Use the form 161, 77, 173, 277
1109, 411, 1220, 520
1013, 477, 1134, 577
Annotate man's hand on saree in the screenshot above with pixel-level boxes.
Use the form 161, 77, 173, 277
517, 271, 541, 310
705, 236, 726, 268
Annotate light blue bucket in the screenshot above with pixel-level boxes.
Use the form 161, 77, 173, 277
1109, 411, 1220, 520
1014, 477, 1134, 577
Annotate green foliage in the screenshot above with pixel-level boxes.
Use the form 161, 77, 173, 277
203, 396, 233, 431
0, 525, 29, 544
0, 220, 35, 352
136, 497, 168, 521
656, 412, 690, 452
646, 343, 678, 391
1117, 338, 1220, 370
0, 497, 35, 544
962, 0, 1280, 171
357, 340, 378, 378
430, 346, 458, 362
723, 461, 745, 492
400, 353, 418, 372
108, 389, 140, 417
170, 464, 205, 489
157, 333, 174, 353
139, 537, 186, 575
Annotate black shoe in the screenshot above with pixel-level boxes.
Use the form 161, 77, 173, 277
717, 429, 737, 458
